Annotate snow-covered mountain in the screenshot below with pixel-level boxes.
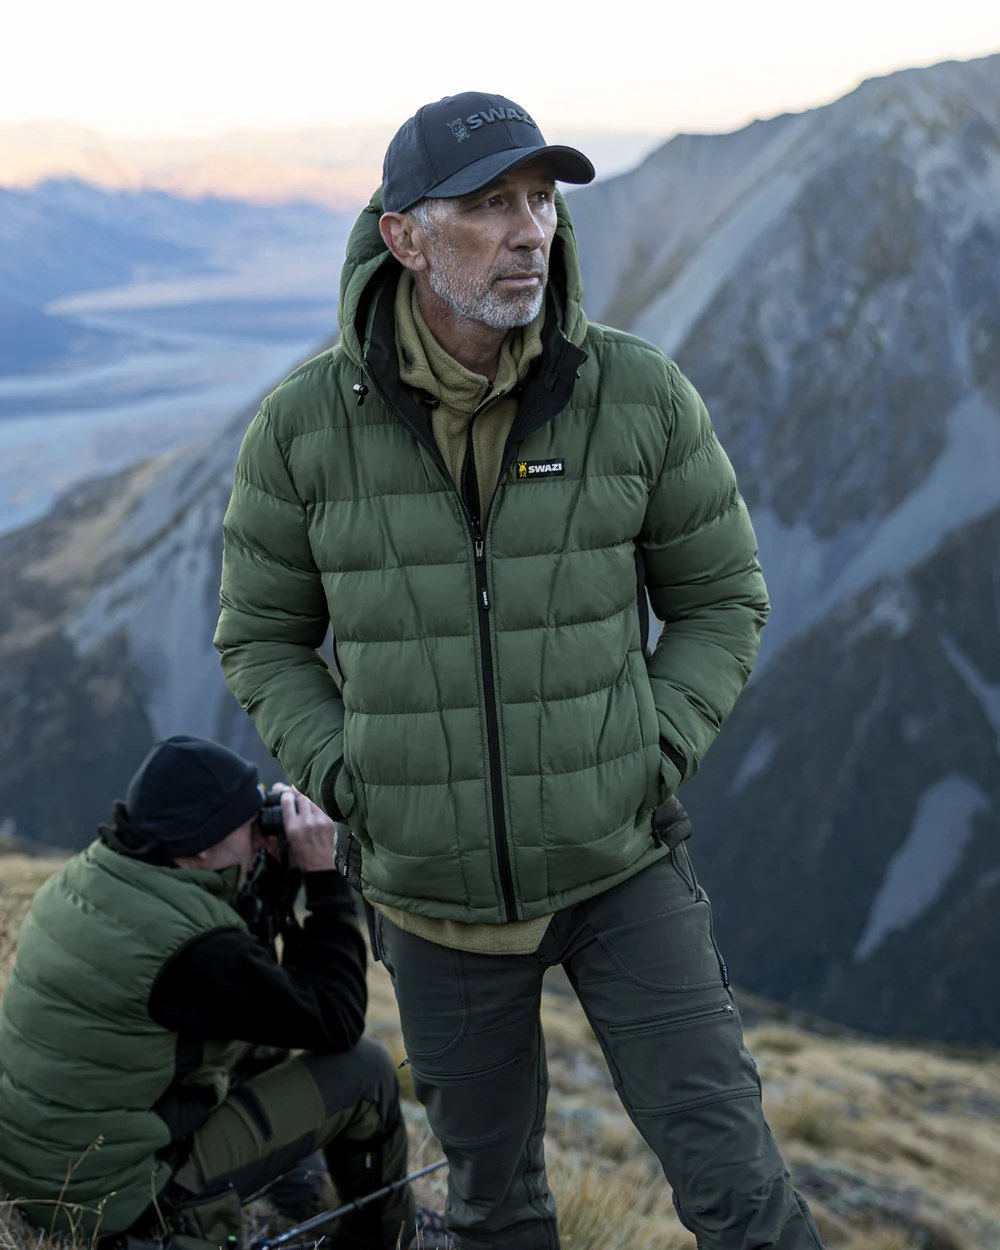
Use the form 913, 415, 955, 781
2, 54, 998, 1043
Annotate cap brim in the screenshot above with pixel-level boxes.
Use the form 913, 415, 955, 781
424, 145, 596, 200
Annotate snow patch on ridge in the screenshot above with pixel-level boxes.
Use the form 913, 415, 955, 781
67, 500, 223, 738
854, 774, 989, 962
939, 633, 1000, 755
730, 731, 779, 795
842, 586, 915, 646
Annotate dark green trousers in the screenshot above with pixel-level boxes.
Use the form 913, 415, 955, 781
154, 1038, 413, 1250
377, 849, 824, 1250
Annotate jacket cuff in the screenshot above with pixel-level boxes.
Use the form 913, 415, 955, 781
303, 869, 355, 911
320, 760, 346, 821
661, 740, 688, 784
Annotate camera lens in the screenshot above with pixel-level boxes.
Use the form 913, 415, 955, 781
258, 793, 284, 836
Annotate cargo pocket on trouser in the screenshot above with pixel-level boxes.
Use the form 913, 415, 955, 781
381, 918, 556, 1245
606, 994, 806, 1248
410, 1039, 557, 1247
577, 859, 817, 1248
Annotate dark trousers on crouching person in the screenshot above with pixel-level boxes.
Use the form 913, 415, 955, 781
142, 1038, 413, 1250
375, 847, 825, 1250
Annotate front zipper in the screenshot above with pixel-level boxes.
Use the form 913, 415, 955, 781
607, 1001, 736, 1037
472, 515, 518, 921
362, 357, 529, 922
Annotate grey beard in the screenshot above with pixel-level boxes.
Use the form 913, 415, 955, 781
427, 252, 547, 330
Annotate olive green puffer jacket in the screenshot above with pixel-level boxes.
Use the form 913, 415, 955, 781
215, 190, 768, 923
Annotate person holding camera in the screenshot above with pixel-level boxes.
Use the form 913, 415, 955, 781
0, 735, 446, 1250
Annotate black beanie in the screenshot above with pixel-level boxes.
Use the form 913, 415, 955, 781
125, 735, 263, 857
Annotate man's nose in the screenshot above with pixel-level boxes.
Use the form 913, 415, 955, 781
507, 199, 546, 250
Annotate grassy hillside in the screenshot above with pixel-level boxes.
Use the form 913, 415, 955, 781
2, 852, 999, 1249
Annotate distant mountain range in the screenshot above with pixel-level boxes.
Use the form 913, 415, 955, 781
2, 53, 998, 1045
0, 178, 346, 373
0, 121, 661, 208
0, 180, 349, 531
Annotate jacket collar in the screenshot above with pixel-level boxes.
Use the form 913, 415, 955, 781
363, 277, 586, 465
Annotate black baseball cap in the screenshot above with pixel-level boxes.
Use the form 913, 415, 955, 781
381, 91, 595, 214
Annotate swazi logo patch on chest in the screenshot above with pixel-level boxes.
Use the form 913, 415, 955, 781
517, 459, 565, 479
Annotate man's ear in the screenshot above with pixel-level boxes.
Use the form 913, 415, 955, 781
379, 213, 429, 273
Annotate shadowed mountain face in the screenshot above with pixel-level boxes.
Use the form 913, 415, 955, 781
569, 53, 1000, 1042
682, 507, 1000, 1044
0, 412, 283, 848
2, 56, 999, 1041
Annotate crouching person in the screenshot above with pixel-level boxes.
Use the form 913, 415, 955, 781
0, 736, 444, 1250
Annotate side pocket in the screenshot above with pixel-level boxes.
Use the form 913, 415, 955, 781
332, 759, 356, 821
658, 750, 682, 804
627, 650, 662, 810
627, 649, 660, 746
365, 902, 384, 965
607, 1000, 735, 1037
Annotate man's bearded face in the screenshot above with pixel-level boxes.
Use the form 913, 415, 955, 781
416, 163, 557, 331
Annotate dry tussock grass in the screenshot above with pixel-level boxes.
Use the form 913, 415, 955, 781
3, 853, 1000, 1249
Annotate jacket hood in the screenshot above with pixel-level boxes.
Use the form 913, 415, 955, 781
337, 186, 589, 368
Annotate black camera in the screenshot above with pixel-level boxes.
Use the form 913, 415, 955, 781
258, 792, 285, 837
242, 791, 298, 939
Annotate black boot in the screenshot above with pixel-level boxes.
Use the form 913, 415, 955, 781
323, 1113, 415, 1250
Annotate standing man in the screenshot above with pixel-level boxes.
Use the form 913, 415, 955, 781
216, 93, 824, 1248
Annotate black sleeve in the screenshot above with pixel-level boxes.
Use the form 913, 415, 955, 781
148, 871, 368, 1052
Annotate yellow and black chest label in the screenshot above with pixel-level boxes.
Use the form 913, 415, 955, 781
516, 458, 565, 479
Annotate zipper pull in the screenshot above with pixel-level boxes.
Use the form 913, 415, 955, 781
473, 523, 488, 608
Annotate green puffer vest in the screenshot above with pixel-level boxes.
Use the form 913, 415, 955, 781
216, 190, 769, 923
0, 842, 246, 1234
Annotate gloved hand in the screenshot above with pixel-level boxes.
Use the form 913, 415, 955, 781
651, 794, 693, 849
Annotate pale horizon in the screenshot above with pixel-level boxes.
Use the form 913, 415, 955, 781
5, 0, 999, 144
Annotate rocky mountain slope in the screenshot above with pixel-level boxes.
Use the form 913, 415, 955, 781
571, 51, 1000, 658
685, 505, 1000, 1043
0, 411, 276, 847
567, 52, 1000, 1044
1, 54, 998, 1044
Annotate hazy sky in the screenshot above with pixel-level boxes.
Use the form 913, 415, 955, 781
5, 0, 999, 139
